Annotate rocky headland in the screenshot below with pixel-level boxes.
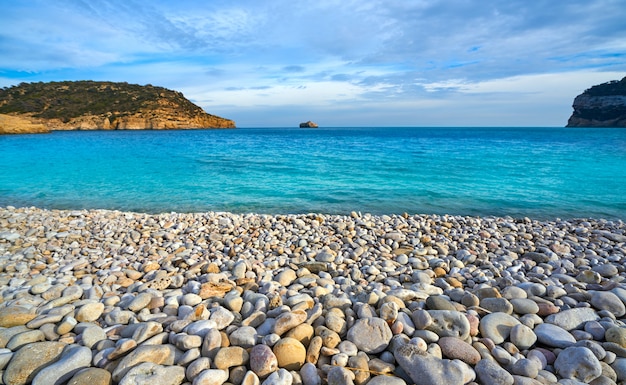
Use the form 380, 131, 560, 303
0, 81, 235, 134
567, 76, 626, 127
2, 207, 626, 384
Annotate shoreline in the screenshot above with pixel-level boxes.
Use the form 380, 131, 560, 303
1, 205, 626, 384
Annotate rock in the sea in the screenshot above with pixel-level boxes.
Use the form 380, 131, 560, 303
394, 343, 475, 385
299, 121, 319, 128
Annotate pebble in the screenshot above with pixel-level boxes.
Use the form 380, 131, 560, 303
347, 317, 392, 354
2, 207, 626, 385
535, 323, 577, 348
554, 346, 602, 382
394, 343, 475, 385
479, 312, 520, 344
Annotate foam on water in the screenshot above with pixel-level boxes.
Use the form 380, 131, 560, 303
1, 127, 625, 219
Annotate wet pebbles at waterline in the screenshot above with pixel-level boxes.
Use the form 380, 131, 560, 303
1, 206, 626, 385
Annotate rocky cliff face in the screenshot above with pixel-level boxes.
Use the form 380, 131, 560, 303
0, 81, 235, 134
567, 77, 626, 127
0, 114, 48, 134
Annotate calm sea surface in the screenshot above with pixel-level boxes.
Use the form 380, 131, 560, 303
1, 127, 625, 219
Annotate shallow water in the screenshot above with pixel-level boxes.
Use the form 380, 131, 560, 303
1, 127, 625, 219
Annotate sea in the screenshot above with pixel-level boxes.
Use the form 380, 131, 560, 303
1, 127, 625, 220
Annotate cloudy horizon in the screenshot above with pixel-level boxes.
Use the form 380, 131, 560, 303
1, 0, 625, 127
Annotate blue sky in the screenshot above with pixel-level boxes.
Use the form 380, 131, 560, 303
1, 1, 625, 127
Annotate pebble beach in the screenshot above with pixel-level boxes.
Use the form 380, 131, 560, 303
1, 206, 626, 385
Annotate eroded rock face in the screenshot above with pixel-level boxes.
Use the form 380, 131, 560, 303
567, 77, 626, 127
0, 81, 236, 134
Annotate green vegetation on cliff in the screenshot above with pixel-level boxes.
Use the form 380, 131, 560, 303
581, 77, 626, 97
0, 80, 235, 130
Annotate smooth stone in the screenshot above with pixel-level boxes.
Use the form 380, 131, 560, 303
365, 375, 407, 385
242, 371, 261, 385
193, 369, 229, 385
273, 310, 307, 336
75, 302, 105, 323
425, 296, 457, 311
591, 291, 626, 317
475, 358, 514, 385
175, 334, 203, 350
424, 310, 470, 340
250, 344, 279, 378
480, 297, 513, 314
0, 326, 29, 348
510, 324, 538, 350
347, 317, 392, 354
511, 358, 540, 378
545, 307, 600, 331
214, 346, 249, 370
273, 337, 306, 371
262, 368, 293, 385
326, 366, 355, 385
0, 306, 37, 327
79, 325, 107, 348
510, 298, 539, 315
31, 344, 92, 385
67, 367, 112, 385
479, 312, 520, 344
555, 346, 602, 383
535, 323, 577, 348
348, 352, 370, 385
202, 328, 222, 359
111, 344, 176, 382
394, 343, 475, 385
6, 330, 45, 350
438, 336, 481, 365
300, 362, 321, 385
185, 357, 212, 382
276, 269, 297, 286
285, 323, 314, 346
118, 362, 185, 385
230, 326, 259, 348
611, 358, 626, 382
3, 341, 66, 385
210, 306, 235, 330
127, 292, 153, 312
606, 327, 626, 347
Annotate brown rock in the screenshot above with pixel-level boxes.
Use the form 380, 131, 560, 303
273, 337, 306, 370
0, 306, 37, 327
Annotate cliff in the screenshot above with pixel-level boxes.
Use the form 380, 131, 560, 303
566, 76, 626, 127
0, 81, 235, 134
299, 121, 319, 128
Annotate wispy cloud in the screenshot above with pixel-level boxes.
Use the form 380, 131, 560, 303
1, 0, 625, 126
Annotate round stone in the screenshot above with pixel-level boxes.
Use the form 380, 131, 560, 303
554, 346, 602, 383
214, 346, 249, 370
479, 312, 520, 344
347, 317, 392, 354
437, 336, 481, 365
249, 344, 278, 378
590, 291, 626, 317
510, 324, 537, 350
273, 337, 306, 370
534, 323, 576, 349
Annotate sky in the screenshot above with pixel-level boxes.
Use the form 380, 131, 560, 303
1, 1, 625, 127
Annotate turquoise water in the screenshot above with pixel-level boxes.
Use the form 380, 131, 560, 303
1, 127, 625, 219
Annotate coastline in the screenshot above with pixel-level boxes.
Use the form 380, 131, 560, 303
1, 205, 626, 384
